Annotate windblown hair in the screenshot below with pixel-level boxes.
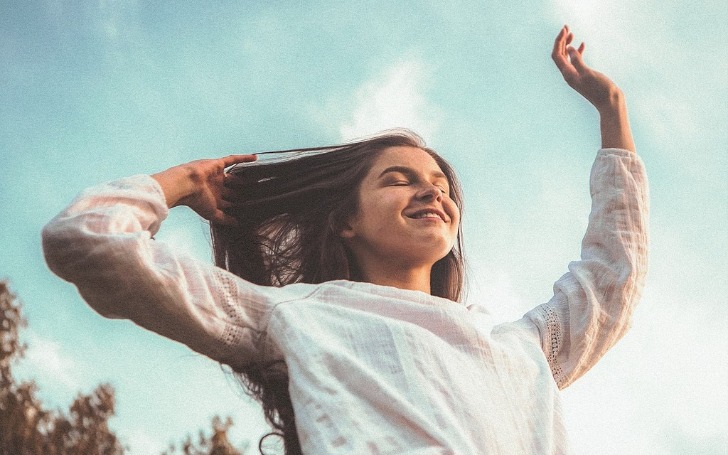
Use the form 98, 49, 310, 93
210, 129, 465, 454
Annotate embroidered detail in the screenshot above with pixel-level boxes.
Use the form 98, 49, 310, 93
220, 324, 242, 348
213, 269, 245, 350
539, 304, 564, 386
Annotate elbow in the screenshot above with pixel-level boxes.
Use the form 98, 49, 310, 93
42, 218, 72, 279
619, 236, 649, 303
609, 250, 646, 303
42, 216, 97, 281
597, 257, 645, 333
41, 216, 125, 285
587, 233, 649, 301
41, 218, 148, 319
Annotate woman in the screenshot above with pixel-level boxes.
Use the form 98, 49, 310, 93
43, 26, 648, 454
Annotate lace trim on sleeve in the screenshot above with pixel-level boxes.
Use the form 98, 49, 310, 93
535, 304, 565, 387
212, 269, 247, 354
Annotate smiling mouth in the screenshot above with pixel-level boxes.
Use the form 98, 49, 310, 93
407, 209, 447, 222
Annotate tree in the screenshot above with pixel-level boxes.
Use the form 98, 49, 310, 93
162, 415, 249, 455
0, 279, 251, 455
0, 279, 125, 454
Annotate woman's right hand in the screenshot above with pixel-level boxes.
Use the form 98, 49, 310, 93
152, 154, 257, 226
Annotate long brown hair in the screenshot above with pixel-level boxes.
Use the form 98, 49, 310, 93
211, 129, 465, 454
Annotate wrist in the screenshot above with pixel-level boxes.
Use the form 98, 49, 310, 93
598, 95, 636, 152
595, 86, 626, 116
152, 165, 200, 208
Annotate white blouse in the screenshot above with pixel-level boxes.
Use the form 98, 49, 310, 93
42, 148, 649, 454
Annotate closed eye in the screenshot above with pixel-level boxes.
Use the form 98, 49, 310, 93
379, 167, 450, 194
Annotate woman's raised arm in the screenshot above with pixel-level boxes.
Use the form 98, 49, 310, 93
552, 25, 636, 153
41, 155, 309, 371
519, 29, 648, 388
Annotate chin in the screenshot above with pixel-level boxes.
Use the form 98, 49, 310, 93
414, 246, 454, 266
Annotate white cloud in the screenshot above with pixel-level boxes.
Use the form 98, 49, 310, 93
547, 0, 727, 157
547, 0, 645, 71
564, 281, 728, 454
338, 58, 441, 141
155, 210, 214, 263
17, 329, 79, 391
97, 0, 149, 69
99, 0, 139, 41
126, 429, 168, 455
466, 267, 525, 322
635, 93, 697, 145
556, 220, 728, 454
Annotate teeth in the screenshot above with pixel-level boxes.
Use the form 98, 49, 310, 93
415, 212, 441, 219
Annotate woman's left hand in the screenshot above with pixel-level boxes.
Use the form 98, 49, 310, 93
551, 25, 636, 152
552, 25, 621, 113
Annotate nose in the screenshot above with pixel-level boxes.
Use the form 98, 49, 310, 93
416, 183, 444, 201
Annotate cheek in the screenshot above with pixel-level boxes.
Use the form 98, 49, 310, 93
446, 200, 460, 227
351, 198, 397, 235
365, 193, 401, 218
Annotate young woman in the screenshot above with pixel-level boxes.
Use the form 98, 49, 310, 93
43, 26, 648, 454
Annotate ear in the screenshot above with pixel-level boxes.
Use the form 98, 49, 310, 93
338, 221, 356, 239
330, 213, 357, 239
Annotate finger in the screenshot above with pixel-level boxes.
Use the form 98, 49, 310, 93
224, 173, 257, 188
552, 26, 567, 59
221, 186, 236, 200
221, 186, 245, 202
551, 27, 570, 70
222, 154, 257, 168
567, 46, 587, 72
211, 210, 239, 227
578, 42, 585, 55
218, 199, 246, 214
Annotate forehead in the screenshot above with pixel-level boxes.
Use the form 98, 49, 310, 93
368, 146, 444, 176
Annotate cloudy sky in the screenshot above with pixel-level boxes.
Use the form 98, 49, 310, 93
1, 1, 726, 453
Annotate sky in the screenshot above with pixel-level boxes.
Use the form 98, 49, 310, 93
1, 0, 726, 453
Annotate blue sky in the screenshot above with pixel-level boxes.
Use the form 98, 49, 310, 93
1, 0, 726, 453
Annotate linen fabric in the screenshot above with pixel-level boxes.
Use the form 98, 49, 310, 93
42, 148, 649, 454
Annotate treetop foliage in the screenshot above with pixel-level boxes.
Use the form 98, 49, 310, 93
0, 280, 248, 455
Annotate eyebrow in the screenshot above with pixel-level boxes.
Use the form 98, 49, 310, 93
378, 166, 448, 181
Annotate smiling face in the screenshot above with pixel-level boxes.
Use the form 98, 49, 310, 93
340, 146, 461, 276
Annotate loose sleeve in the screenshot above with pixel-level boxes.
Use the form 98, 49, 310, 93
524, 148, 649, 389
42, 175, 297, 370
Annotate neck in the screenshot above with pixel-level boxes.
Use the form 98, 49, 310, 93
357, 261, 432, 294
